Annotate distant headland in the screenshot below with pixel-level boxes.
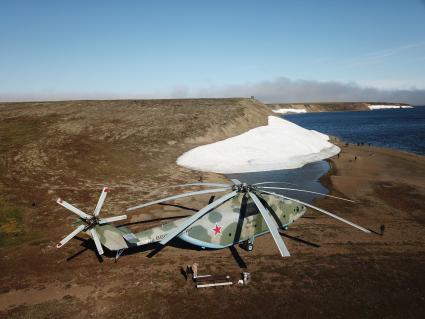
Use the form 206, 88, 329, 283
268, 102, 413, 114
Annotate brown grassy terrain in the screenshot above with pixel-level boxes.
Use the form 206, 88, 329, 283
0, 99, 424, 318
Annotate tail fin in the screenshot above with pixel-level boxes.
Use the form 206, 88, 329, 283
95, 224, 129, 251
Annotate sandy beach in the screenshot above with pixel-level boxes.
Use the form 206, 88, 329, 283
0, 100, 424, 318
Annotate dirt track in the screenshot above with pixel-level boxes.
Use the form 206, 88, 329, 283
1, 99, 425, 318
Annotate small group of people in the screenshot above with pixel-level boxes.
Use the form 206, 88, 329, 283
336, 152, 356, 160
344, 141, 373, 147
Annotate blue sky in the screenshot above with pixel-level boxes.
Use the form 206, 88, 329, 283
1, 0, 425, 103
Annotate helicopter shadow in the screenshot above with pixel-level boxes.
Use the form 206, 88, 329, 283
66, 237, 162, 262
66, 236, 104, 263
143, 239, 249, 269
279, 232, 321, 248
229, 246, 247, 269
143, 238, 206, 258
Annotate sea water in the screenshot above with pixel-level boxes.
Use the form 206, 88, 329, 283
284, 106, 425, 156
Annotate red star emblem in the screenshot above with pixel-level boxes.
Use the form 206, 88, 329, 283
212, 224, 222, 236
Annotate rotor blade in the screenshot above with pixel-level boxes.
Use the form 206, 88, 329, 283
90, 228, 104, 255
259, 190, 371, 234
57, 198, 91, 219
257, 186, 355, 203
160, 190, 239, 245
94, 187, 109, 216
248, 191, 290, 257
127, 187, 230, 212
230, 179, 241, 185
253, 181, 299, 187
161, 182, 232, 189
56, 224, 86, 248
98, 215, 127, 224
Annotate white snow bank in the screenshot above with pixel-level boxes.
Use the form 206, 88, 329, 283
177, 116, 340, 173
272, 108, 307, 114
368, 104, 413, 110
310, 130, 330, 141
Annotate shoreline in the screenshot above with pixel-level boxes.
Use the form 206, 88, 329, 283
267, 102, 416, 113
318, 138, 425, 198
313, 140, 424, 236
318, 137, 424, 203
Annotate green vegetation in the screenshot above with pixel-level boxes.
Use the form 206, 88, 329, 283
0, 118, 43, 152
0, 117, 45, 176
0, 197, 42, 247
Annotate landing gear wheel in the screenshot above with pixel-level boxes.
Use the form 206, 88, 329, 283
241, 240, 254, 252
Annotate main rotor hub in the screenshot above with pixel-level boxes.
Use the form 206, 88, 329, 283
233, 183, 256, 193
79, 215, 99, 229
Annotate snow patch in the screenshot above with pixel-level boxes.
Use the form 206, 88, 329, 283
368, 104, 413, 110
272, 108, 307, 114
177, 116, 340, 174
310, 130, 330, 141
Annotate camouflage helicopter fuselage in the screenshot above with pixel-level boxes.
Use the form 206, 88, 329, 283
58, 183, 371, 258
93, 192, 306, 252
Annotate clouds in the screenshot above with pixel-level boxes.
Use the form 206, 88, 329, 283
158, 77, 425, 105
0, 91, 122, 103
1, 77, 425, 105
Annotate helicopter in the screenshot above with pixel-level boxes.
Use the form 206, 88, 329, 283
56, 179, 371, 260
